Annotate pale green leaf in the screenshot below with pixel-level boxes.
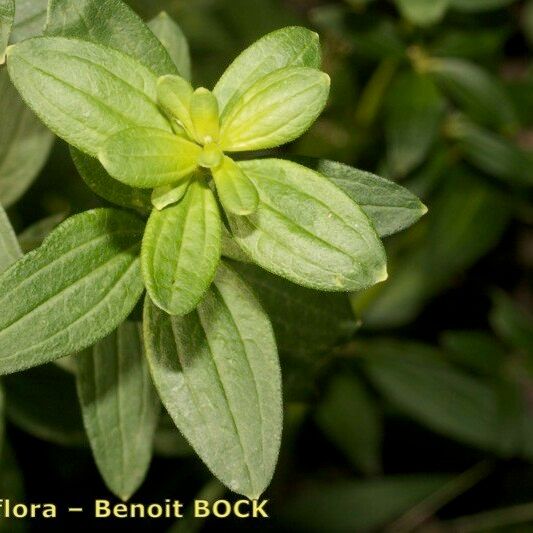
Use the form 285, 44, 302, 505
0, 69, 54, 208
384, 72, 445, 177
212, 157, 259, 215
0, 202, 21, 273
429, 58, 517, 128
148, 11, 191, 80
71, 147, 152, 211
227, 159, 387, 291
4, 363, 86, 445
6, 37, 171, 156
0, 0, 14, 63
316, 373, 382, 475
395, 0, 449, 26
151, 179, 190, 210
144, 262, 282, 498
76, 321, 160, 501
156, 75, 195, 137
10, 0, 47, 42
214, 26, 321, 115
220, 67, 330, 152
231, 261, 356, 357
0, 208, 145, 374
99, 127, 201, 188
312, 159, 427, 237
141, 180, 221, 316
45, 0, 177, 76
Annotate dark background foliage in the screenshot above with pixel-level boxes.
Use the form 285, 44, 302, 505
2, 0, 532, 531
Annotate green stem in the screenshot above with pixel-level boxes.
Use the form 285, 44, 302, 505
386, 461, 494, 533
445, 502, 533, 532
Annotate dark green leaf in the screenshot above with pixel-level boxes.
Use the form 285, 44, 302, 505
76, 321, 160, 501
144, 262, 282, 498
384, 71, 445, 177
315, 373, 382, 475
0, 208, 144, 374
10, 0, 47, 42
231, 261, 356, 357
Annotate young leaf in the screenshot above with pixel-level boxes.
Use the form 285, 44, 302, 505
311, 159, 427, 237
429, 58, 517, 129
0, 0, 14, 63
144, 262, 282, 498
3, 363, 86, 445
6, 37, 170, 156
151, 180, 190, 211
384, 72, 445, 177
231, 261, 356, 357
156, 75, 195, 137
10, 0, 47, 42
394, 0, 449, 26
0, 203, 21, 273
99, 127, 201, 188
45, 0, 177, 77
141, 180, 221, 316
71, 148, 152, 211
76, 322, 160, 501
227, 159, 387, 291
148, 11, 191, 80
0, 70, 54, 208
214, 26, 321, 115
212, 157, 259, 215
0, 208, 145, 374
219, 67, 330, 152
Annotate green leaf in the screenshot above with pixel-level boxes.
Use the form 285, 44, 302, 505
45, 0, 177, 77
312, 159, 427, 237
0, 69, 54, 208
99, 127, 201, 188
219, 67, 330, 152
361, 340, 502, 451
141, 180, 221, 316
315, 373, 382, 475
212, 157, 259, 215
214, 26, 321, 115
148, 11, 191, 80
384, 72, 445, 177
0, 208, 145, 374
0, 202, 21, 273
76, 321, 160, 501
449, 118, 533, 186
490, 291, 533, 353
144, 262, 282, 498
71, 147, 152, 211
227, 159, 387, 291
231, 261, 356, 357
221, 224, 251, 263
151, 179, 190, 211
0, 0, 14, 63
156, 75, 195, 137
395, 0, 449, 26
4, 363, 86, 445
429, 58, 517, 129
279, 475, 452, 532
10, 0, 47, 43
6, 37, 170, 156
17, 213, 65, 253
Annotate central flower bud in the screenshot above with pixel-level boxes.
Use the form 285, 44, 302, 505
197, 141, 223, 169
